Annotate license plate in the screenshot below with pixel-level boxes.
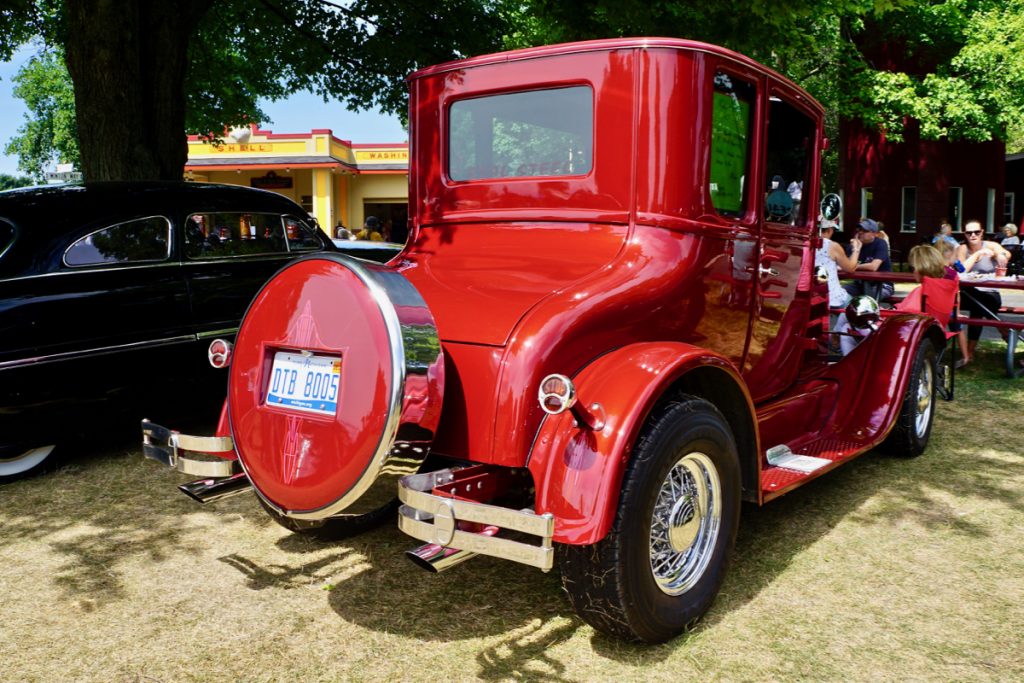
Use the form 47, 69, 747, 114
265, 351, 341, 416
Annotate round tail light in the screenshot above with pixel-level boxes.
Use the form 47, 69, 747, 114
208, 339, 232, 368
539, 374, 577, 415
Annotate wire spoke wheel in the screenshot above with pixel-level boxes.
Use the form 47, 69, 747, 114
649, 451, 721, 595
914, 360, 933, 439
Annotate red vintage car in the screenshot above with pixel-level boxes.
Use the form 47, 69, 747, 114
142, 38, 946, 642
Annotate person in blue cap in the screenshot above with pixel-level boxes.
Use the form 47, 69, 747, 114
843, 217, 893, 302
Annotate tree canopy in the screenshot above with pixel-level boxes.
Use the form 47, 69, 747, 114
2, 0, 507, 181
5, 0, 1024, 182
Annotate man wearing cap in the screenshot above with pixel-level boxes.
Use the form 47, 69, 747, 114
843, 217, 893, 302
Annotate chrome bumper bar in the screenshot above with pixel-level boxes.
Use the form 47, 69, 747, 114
141, 419, 238, 478
397, 469, 555, 572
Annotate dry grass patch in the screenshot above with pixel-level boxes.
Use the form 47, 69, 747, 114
2, 343, 1023, 681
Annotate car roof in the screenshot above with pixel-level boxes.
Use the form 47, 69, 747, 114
0, 182, 314, 277
0, 182, 306, 238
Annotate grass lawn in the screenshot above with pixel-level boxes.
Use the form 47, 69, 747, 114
1, 342, 1022, 682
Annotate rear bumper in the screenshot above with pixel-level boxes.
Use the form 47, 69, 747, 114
397, 468, 555, 571
141, 419, 238, 478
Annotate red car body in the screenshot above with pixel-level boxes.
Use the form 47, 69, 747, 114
143, 38, 945, 642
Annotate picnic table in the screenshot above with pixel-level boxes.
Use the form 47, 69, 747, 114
846, 271, 1024, 378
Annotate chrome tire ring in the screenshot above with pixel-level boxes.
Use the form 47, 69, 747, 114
649, 451, 722, 596
0, 445, 56, 478
914, 360, 934, 439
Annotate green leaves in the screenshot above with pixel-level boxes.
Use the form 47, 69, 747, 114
3, 49, 78, 181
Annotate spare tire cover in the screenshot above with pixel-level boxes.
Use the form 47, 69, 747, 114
228, 254, 443, 520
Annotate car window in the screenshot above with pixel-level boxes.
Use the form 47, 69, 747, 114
448, 86, 593, 181
64, 216, 171, 267
709, 72, 755, 218
185, 212, 287, 260
0, 219, 13, 261
284, 216, 323, 252
764, 93, 816, 228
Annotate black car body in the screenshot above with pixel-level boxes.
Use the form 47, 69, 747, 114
0, 182, 399, 480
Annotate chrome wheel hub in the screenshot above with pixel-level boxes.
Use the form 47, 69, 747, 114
649, 451, 721, 596
915, 361, 934, 438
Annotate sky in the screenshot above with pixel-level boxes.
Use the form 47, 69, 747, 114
0, 46, 408, 178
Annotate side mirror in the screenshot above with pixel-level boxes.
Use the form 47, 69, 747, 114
820, 193, 842, 222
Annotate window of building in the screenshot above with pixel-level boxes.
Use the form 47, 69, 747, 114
948, 187, 963, 230
708, 72, 754, 217
1005, 192, 1016, 226
448, 86, 593, 181
860, 187, 874, 221
64, 216, 171, 267
184, 212, 287, 259
986, 188, 996, 231
764, 94, 815, 227
901, 187, 917, 233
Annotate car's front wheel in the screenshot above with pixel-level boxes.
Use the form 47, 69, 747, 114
881, 339, 937, 457
559, 397, 741, 642
0, 444, 57, 483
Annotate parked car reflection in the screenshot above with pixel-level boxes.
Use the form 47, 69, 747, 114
0, 182, 401, 481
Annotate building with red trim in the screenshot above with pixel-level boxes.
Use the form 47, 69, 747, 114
186, 125, 409, 241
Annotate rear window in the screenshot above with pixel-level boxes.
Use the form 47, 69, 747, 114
64, 216, 171, 266
448, 86, 593, 181
185, 212, 288, 259
0, 219, 13, 261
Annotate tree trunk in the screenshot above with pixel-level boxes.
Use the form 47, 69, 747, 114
64, 0, 209, 181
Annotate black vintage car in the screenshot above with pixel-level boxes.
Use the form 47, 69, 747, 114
0, 182, 400, 481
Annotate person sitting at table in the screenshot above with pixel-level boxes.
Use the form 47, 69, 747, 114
955, 220, 1012, 367
931, 221, 958, 248
1001, 223, 1020, 246
843, 218, 893, 302
816, 217, 859, 309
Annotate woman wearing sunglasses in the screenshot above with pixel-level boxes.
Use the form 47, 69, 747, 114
954, 220, 1011, 366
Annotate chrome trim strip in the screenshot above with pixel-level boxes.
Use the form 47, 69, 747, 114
396, 469, 555, 572
0, 334, 197, 371
196, 327, 239, 339
0, 260, 182, 283
63, 215, 172, 268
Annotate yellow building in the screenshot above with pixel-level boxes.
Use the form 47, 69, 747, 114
186, 125, 409, 241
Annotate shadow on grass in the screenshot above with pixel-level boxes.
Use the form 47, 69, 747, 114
3, 346, 1020, 677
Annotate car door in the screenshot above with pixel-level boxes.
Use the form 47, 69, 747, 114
182, 211, 324, 340
741, 87, 820, 402
0, 215, 193, 439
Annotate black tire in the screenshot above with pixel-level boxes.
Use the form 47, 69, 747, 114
559, 396, 741, 643
880, 340, 937, 457
258, 497, 398, 541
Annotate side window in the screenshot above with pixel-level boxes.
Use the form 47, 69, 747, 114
185, 212, 287, 259
709, 72, 755, 217
764, 95, 816, 226
64, 216, 170, 267
284, 216, 323, 252
0, 219, 14, 261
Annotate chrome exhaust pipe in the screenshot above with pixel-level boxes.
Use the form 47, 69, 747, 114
405, 524, 498, 573
406, 543, 478, 573
179, 472, 251, 503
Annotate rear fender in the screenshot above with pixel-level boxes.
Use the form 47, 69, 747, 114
527, 342, 756, 546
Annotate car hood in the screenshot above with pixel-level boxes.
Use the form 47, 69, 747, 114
399, 222, 629, 346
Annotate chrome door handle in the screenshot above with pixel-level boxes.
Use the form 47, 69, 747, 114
758, 265, 779, 277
